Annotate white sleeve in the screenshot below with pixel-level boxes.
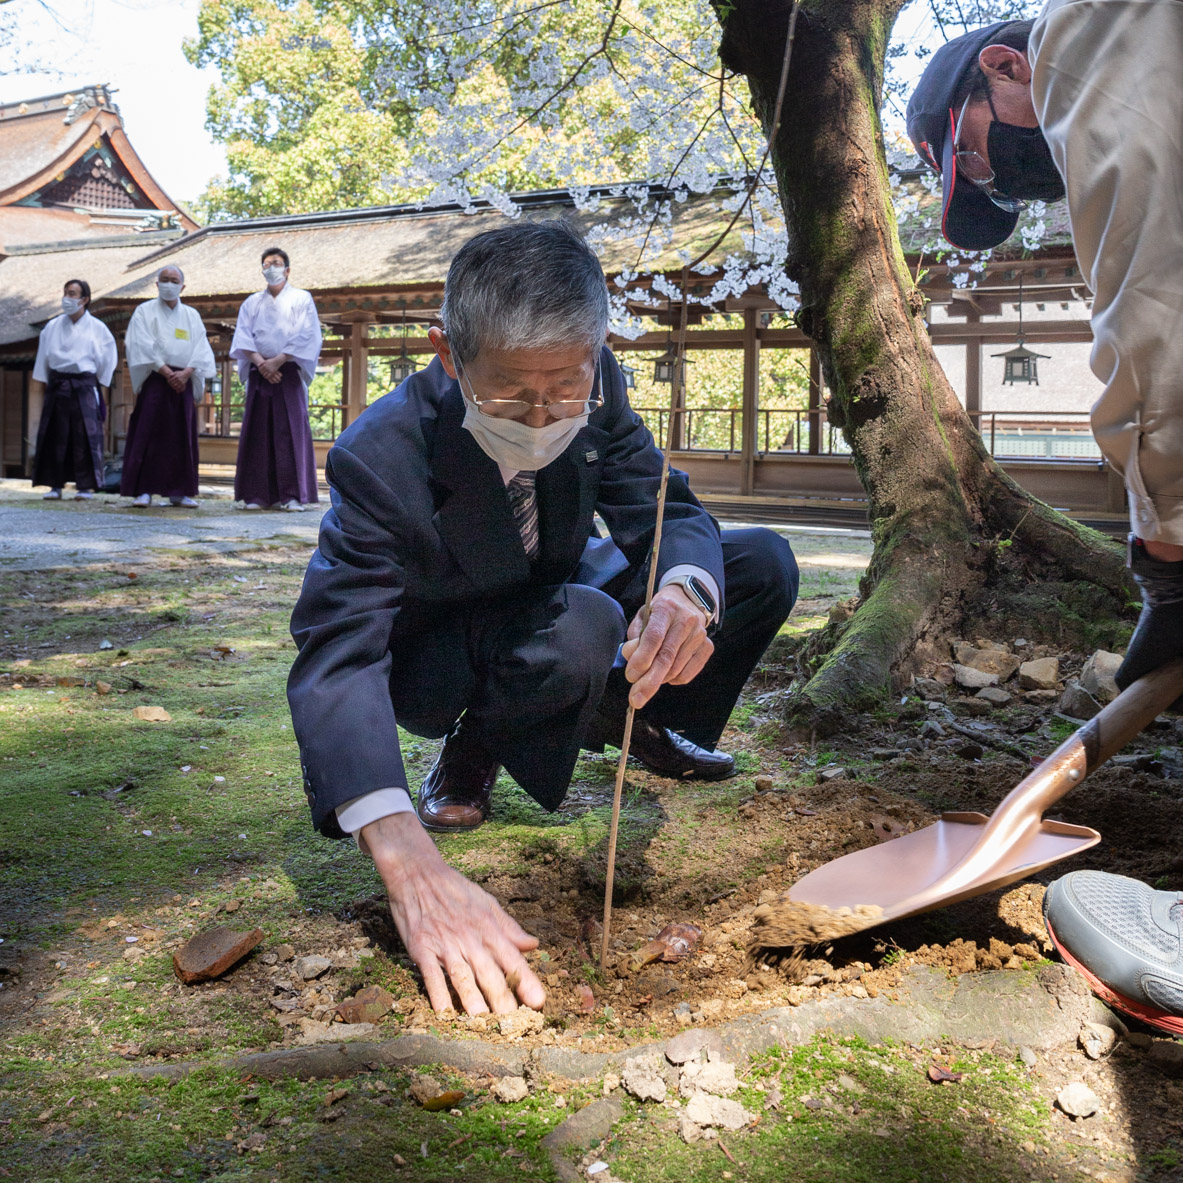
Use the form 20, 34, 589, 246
187, 308, 217, 385
336, 787, 416, 853
124, 304, 163, 394
32, 325, 52, 384
659, 564, 721, 623
282, 291, 323, 385
95, 322, 118, 388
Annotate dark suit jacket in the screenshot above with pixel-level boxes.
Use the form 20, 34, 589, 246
288, 346, 724, 836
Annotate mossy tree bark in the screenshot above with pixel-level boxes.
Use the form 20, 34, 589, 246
713, 0, 1131, 730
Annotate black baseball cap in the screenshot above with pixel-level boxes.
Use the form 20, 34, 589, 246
906, 21, 1023, 251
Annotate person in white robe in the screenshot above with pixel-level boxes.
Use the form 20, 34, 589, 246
120, 266, 217, 506
228, 247, 323, 510
31, 278, 118, 499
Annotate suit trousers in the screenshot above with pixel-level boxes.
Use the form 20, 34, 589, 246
386, 526, 798, 810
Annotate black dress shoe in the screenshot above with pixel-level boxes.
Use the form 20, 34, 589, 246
415, 724, 500, 832
584, 710, 735, 781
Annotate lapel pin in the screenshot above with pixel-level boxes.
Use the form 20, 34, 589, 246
584, 450, 599, 464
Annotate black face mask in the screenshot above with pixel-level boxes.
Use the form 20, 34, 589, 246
986, 95, 1066, 202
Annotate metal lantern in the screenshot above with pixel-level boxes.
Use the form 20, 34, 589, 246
618, 361, 636, 390
389, 302, 420, 385
210, 374, 222, 398
652, 348, 680, 385
994, 274, 1048, 384
993, 341, 1050, 385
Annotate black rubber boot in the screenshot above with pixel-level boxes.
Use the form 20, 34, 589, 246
1116, 535, 1183, 691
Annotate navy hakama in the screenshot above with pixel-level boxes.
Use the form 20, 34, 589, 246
119, 372, 199, 499
32, 370, 105, 492
233, 361, 319, 506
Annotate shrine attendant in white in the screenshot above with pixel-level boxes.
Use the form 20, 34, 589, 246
31, 278, 117, 499
229, 247, 322, 510
120, 266, 216, 507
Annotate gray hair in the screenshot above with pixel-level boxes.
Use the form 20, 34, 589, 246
157, 265, 185, 284
440, 220, 608, 364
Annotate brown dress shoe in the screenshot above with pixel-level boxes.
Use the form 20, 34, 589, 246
415, 724, 500, 832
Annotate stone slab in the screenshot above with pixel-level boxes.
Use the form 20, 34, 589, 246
172, 926, 263, 984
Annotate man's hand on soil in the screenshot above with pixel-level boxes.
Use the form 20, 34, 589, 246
621, 584, 713, 709
361, 811, 546, 1016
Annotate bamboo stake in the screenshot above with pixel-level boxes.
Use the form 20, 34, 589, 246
600, 269, 691, 971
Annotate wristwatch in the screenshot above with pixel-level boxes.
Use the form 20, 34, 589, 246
664, 573, 718, 631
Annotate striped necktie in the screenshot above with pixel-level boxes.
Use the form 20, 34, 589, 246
506, 470, 540, 561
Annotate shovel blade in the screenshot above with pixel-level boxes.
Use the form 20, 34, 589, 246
787, 812, 1101, 931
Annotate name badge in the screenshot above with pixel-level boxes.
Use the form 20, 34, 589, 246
174, 328, 189, 340
584, 450, 599, 464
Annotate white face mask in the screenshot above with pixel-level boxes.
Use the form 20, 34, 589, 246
61, 296, 82, 316
157, 281, 182, 301
263, 265, 286, 286
457, 367, 590, 471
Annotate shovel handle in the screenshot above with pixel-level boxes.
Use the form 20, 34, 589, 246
999, 657, 1183, 818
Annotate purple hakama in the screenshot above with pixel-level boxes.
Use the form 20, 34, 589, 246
32, 370, 105, 492
119, 372, 199, 498
233, 361, 319, 506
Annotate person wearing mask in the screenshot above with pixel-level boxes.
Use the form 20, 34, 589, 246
120, 265, 217, 507
30, 279, 117, 500
907, 10, 1183, 1036
229, 247, 322, 510
287, 220, 799, 1017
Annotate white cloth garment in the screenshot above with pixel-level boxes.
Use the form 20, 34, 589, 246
335, 459, 719, 843
1031, 0, 1183, 544
125, 298, 217, 396
229, 283, 323, 387
32, 311, 118, 387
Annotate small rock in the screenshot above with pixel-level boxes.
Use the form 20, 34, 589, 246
1019, 657, 1060, 691
912, 677, 947, 701
933, 663, 955, 686
679, 1053, 739, 1098
1079, 1022, 1117, 1060
295, 1018, 375, 1045
952, 663, 999, 690
1126, 1032, 1153, 1050
1023, 689, 1060, 704
1058, 680, 1101, 721
336, 984, 394, 1025
294, 955, 332, 981
1056, 1081, 1099, 1118
837, 1073, 866, 1093
95, 681, 112, 695
871, 748, 901, 761
603, 1073, 621, 1096
491, 1076, 530, 1104
817, 765, 848, 782
621, 1055, 667, 1103
684, 1090, 751, 1131
920, 719, 946, 739
496, 1007, 544, 1037
953, 696, 992, 717
954, 742, 984, 761
172, 926, 263, 984
1018, 1045, 1037, 1068
664, 1029, 722, 1065
274, 944, 296, 962
1148, 1040, 1183, 1068
1079, 650, 1122, 704
409, 1074, 443, 1105
753, 775, 774, 792
223, 899, 242, 914
132, 705, 172, 723
955, 645, 1021, 680
678, 1113, 704, 1143
975, 686, 1013, 707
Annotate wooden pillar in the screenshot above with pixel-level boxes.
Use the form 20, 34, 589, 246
740, 307, 759, 495
219, 357, 233, 437
808, 347, 822, 454
343, 320, 370, 430
964, 307, 982, 426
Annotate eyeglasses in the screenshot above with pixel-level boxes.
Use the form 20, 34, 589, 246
455, 357, 603, 421
952, 97, 1027, 214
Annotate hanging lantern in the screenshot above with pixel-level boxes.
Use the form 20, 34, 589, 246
389, 302, 420, 385
993, 341, 1050, 385
210, 374, 222, 398
993, 274, 1048, 384
618, 361, 636, 390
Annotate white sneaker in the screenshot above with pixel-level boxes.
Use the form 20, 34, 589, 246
74, 491, 94, 500
170, 496, 198, 507
280, 499, 306, 512
238, 502, 264, 511
132, 493, 151, 507
42, 489, 62, 500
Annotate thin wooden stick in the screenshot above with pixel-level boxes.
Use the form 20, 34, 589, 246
601, 268, 690, 971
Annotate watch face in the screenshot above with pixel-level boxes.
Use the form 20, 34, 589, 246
686, 576, 715, 616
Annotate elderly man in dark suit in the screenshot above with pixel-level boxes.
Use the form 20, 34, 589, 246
288, 220, 798, 1016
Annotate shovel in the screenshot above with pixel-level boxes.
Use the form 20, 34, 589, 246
780, 658, 1183, 934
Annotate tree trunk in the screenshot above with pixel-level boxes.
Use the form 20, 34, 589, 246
714, 0, 1131, 730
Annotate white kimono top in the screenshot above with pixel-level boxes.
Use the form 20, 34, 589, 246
124, 298, 217, 396
229, 284, 323, 387
32, 311, 118, 387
